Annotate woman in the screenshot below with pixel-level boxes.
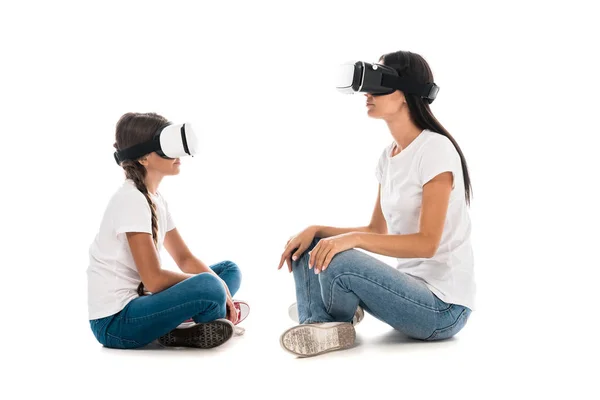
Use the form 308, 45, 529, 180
87, 112, 248, 350
278, 51, 475, 357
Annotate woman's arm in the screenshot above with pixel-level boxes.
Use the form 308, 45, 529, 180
163, 228, 214, 275
310, 172, 453, 271
353, 172, 453, 258
126, 232, 192, 293
280, 186, 387, 271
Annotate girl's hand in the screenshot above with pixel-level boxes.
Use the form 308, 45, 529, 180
225, 295, 238, 324
278, 226, 317, 272
217, 276, 238, 324
309, 233, 358, 274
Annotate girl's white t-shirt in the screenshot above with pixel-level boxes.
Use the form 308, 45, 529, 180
376, 129, 476, 310
87, 179, 175, 320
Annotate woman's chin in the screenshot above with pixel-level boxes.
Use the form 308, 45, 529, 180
367, 109, 381, 119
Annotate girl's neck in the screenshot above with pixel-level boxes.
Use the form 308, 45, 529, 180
144, 172, 162, 196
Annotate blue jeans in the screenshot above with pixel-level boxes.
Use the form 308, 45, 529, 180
89, 260, 242, 349
293, 238, 471, 341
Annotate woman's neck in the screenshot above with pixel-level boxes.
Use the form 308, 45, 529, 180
385, 115, 423, 151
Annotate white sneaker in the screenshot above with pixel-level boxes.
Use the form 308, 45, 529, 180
287, 303, 365, 326
233, 300, 250, 325
280, 322, 356, 357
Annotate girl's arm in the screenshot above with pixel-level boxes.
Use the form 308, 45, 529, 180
163, 228, 214, 275
163, 228, 237, 323
126, 232, 193, 293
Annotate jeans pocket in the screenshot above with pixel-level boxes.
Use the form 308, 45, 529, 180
425, 307, 471, 341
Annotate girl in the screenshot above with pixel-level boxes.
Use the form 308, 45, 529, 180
278, 51, 475, 357
88, 112, 247, 349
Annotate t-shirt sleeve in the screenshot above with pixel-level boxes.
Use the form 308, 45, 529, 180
417, 136, 461, 189
375, 146, 388, 183
112, 190, 153, 236
165, 198, 176, 232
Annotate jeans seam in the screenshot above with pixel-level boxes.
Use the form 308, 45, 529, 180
325, 278, 334, 314
324, 274, 352, 317
106, 332, 141, 346
425, 308, 467, 340
305, 257, 312, 322
303, 318, 331, 324
122, 299, 220, 323
325, 272, 452, 313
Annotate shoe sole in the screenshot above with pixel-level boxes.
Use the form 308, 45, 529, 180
288, 303, 364, 327
158, 320, 234, 349
280, 323, 355, 357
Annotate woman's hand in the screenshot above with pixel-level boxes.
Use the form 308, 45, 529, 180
309, 233, 358, 274
278, 226, 317, 272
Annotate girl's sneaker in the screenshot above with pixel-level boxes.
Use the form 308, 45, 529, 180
234, 300, 250, 325
159, 319, 234, 349
280, 322, 356, 357
177, 300, 250, 329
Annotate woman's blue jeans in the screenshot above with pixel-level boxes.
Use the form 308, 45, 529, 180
293, 238, 471, 341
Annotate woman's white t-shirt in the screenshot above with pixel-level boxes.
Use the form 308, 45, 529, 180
87, 179, 175, 320
376, 129, 476, 310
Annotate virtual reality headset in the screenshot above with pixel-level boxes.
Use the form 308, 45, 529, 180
336, 61, 439, 103
113, 122, 198, 165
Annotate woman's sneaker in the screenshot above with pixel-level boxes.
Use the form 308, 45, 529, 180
287, 303, 364, 326
159, 319, 234, 349
280, 322, 356, 357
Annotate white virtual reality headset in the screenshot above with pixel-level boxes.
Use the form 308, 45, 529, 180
114, 122, 198, 165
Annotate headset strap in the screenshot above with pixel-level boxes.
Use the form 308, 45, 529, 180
114, 137, 160, 165
381, 75, 439, 100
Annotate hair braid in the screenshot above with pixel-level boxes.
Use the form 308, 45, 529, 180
121, 159, 158, 297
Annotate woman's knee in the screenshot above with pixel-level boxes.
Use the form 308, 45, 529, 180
319, 249, 362, 279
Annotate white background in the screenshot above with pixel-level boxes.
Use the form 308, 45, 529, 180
1, 0, 598, 398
